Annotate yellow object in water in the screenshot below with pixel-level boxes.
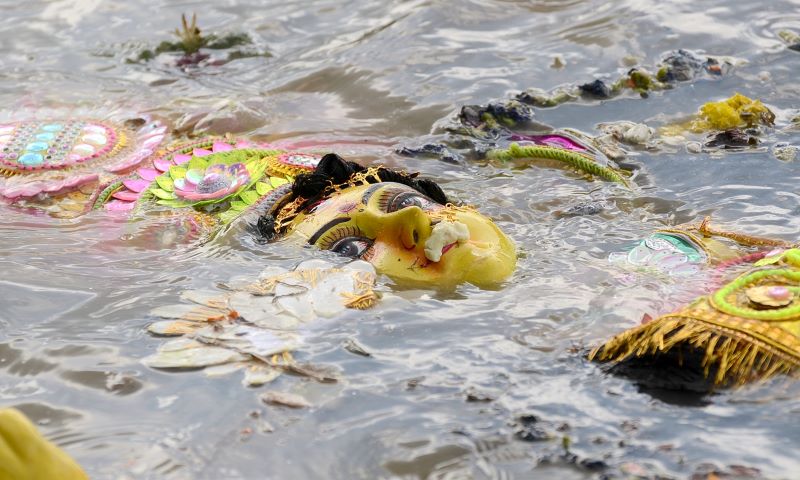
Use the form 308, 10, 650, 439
0, 408, 88, 480
691, 92, 775, 132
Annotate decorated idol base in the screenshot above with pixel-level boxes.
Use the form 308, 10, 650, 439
0, 113, 166, 216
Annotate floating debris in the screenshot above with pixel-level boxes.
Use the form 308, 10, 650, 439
458, 100, 537, 131
691, 93, 775, 132
598, 121, 655, 146
142, 260, 378, 387
260, 391, 312, 409
242, 365, 282, 387
772, 143, 798, 162
686, 141, 703, 154
343, 338, 372, 357
554, 200, 608, 218
142, 339, 248, 369
656, 49, 728, 82
703, 128, 758, 150
778, 30, 800, 52
517, 49, 734, 108
579, 79, 614, 99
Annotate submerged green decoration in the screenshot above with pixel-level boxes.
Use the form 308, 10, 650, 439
487, 143, 629, 186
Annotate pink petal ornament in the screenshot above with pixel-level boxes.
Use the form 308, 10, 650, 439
112, 190, 142, 201
173, 153, 192, 165
122, 178, 151, 193
137, 167, 159, 181
154, 158, 172, 172
173, 162, 250, 201
212, 141, 233, 152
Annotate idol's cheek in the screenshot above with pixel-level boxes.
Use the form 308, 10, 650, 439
364, 241, 453, 283
463, 246, 516, 286
453, 216, 517, 286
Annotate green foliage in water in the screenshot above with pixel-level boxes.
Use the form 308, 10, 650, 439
131, 13, 270, 64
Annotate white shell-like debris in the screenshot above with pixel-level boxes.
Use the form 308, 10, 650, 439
180, 290, 228, 309
204, 362, 247, 378
311, 271, 357, 317
142, 344, 248, 369
424, 221, 469, 262
294, 259, 336, 271
194, 324, 298, 357
143, 260, 378, 384
150, 304, 205, 319
622, 123, 654, 145
242, 365, 282, 386
773, 145, 797, 162
686, 141, 703, 154
228, 292, 302, 330
147, 320, 204, 336
600, 121, 654, 146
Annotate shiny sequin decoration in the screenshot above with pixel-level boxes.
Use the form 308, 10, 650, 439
0, 120, 118, 171
277, 153, 321, 169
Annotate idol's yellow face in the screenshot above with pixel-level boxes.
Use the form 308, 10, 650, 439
288, 182, 516, 288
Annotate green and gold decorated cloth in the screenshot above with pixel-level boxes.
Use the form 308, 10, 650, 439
592, 248, 800, 386
93, 137, 321, 239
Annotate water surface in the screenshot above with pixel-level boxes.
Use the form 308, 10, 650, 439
2, 0, 800, 478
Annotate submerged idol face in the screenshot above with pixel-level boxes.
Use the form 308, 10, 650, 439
288, 182, 516, 287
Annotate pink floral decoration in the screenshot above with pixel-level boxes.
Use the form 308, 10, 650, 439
173, 163, 250, 201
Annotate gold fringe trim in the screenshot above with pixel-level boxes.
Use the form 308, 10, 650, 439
342, 290, 378, 309
589, 316, 800, 385
694, 216, 794, 248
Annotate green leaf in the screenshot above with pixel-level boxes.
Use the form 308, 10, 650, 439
270, 177, 289, 188
156, 175, 174, 192
754, 254, 783, 267
219, 210, 240, 225
256, 182, 272, 195
240, 190, 260, 205
169, 165, 187, 180
187, 156, 208, 171
150, 188, 176, 200
230, 200, 248, 211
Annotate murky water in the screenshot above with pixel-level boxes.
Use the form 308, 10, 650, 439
2, 0, 800, 478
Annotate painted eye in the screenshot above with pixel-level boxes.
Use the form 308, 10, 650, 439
387, 192, 436, 212
329, 237, 374, 258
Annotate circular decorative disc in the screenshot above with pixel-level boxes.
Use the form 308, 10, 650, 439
746, 285, 794, 308
0, 120, 118, 171
0, 113, 166, 216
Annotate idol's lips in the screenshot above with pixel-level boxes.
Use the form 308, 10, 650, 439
441, 242, 457, 256
424, 220, 469, 262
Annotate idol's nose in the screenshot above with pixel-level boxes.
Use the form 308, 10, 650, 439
393, 206, 430, 250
